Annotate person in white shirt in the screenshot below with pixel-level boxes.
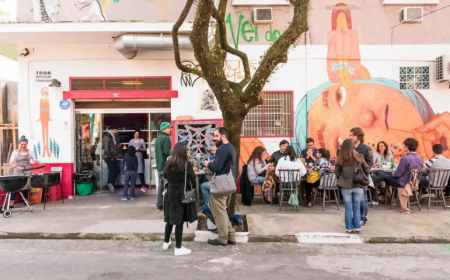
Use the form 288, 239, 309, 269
9, 136, 43, 207
372, 141, 393, 167
275, 146, 307, 182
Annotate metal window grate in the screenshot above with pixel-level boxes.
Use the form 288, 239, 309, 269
242, 92, 292, 137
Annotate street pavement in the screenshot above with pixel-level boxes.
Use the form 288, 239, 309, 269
1, 239, 450, 279
0, 193, 449, 242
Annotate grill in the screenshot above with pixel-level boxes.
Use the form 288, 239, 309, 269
31, 172, 61, 188
0, 175, 32, 218
30, 172, 64, 210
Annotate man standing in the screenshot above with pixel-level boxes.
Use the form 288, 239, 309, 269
349, 127, 373, 226
155, 122, 173, 211
269, 139, 289, 165
301, 138, 318, 166
205, 128, 237, 246
103, 124, 120, 193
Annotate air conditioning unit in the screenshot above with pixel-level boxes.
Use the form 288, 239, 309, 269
253, 8, 273, 24
436, 55, 450, 82
400, 7, 423, 23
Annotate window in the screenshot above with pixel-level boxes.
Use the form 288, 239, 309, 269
242, 91, 293, 137
399, 67, 430, 90
70, 77, 171, 91
232, 0, 291, 6
382, 0, 438, 4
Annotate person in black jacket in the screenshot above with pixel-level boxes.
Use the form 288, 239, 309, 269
269, 139, 289, 165
122, 146, 138, 201
350, 127, 373, 227
162, 142, 197, 256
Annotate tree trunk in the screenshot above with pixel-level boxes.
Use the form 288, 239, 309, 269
223, 117, 244, 216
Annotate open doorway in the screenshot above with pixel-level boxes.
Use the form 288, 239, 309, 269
75, 112, 170, 193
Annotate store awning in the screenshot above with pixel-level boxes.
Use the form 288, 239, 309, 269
63, 90, 178, 100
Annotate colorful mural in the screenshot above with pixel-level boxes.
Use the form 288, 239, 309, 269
292, 3, 450, 160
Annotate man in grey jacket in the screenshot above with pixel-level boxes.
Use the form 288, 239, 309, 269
103, 124, 120, 193
350, 127, 373, 227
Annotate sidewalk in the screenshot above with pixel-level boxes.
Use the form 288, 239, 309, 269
0, 192, 449, 243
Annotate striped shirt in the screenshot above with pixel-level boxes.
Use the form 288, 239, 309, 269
424, 156, 450, 186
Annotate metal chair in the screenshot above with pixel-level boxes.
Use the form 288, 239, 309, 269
313, 172, 340, 211
277, 169, 302, 211
389, 169, 423, 211
424, 168, 450, 210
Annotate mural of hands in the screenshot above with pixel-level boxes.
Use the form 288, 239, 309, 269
413, 112, 450, 158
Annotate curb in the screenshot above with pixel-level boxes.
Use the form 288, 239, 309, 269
0, 232, 449, 244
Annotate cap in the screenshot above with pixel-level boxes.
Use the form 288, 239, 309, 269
160, 122, 173, 131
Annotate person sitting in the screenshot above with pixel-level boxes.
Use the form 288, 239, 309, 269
247, 146, 269, 185
269, 139, 289, 165
419, 144, 450, 198
371, 138, 423, 214
304, 148, 332, 207
373, 141, 393, 167
301, 138, 319, 166
200, 143, 219, 206
275, 145, 307, 182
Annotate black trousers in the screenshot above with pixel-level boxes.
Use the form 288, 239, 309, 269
305, 181, 320, 203
164, 223, 183, 249
138, 173, 146, 186
104, 158, 120, 186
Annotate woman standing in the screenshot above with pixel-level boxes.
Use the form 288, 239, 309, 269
247, 146, 269, 185
128, 130, 148, 193
9, 136, 43, 207
162, 142, 197, 256
334, 139, 370, 233
305, 148, 332, 207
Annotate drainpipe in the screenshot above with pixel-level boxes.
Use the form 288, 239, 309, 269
113, 33, 214, 59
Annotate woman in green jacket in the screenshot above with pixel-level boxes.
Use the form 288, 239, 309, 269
334, 139, 370, 233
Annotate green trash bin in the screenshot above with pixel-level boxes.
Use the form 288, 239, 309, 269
76, 181, 93, 196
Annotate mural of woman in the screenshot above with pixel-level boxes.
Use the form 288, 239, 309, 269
292, 3, 450, 160
36, 87, 52, 158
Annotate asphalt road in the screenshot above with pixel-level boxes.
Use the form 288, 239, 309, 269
1, 239, 450, 280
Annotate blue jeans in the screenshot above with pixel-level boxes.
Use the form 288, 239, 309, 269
123, 171, 137, 196
201, 181, 211, 205
341, 187, 364, 231
250, 176, 265, 185
360, 186, 368, 223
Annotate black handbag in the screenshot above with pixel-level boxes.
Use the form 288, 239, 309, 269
353, 161, 370, 186
182, 162, 197, 204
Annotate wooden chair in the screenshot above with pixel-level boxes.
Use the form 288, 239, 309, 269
423, 168, 450, 210
390, 169, 424, 211
313, 172, 340, 211
277, 169, 302, 211
250, 182, 266, 204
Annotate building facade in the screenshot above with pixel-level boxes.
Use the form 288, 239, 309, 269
1, 0, 449, 200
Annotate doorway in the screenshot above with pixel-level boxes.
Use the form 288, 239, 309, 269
75, 111, 170, 193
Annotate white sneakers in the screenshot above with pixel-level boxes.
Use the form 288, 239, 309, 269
163, 240, 191, 256
174, 246, 191, 256
162, 239, 171, 250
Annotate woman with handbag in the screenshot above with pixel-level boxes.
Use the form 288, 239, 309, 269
162, 142, 197, 256
305, 148, 332, 207
334, 139, 370, 233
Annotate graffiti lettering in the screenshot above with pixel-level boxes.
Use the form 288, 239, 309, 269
225, 13, 281, 50
223, 60, 259, 82
180, 61, 201, 87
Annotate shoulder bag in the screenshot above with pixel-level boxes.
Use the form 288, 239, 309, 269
353, 161, 370, 186
210, 144, 237, 197
182, 162, 197, 204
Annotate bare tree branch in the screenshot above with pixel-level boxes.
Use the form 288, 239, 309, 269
211, 1, 251, 90
241, 0, 309, 105
172, 0, 203, 77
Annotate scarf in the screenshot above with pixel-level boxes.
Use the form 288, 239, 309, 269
108, 130, 117, 146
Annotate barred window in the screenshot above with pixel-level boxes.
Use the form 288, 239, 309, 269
242, 91, 293, 137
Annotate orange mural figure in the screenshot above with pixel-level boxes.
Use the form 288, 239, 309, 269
36, 87, 52, 158
327, 3, 370, 90
292, 3, 450, 161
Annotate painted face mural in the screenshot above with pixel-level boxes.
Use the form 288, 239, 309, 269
292, 3, 450, 160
